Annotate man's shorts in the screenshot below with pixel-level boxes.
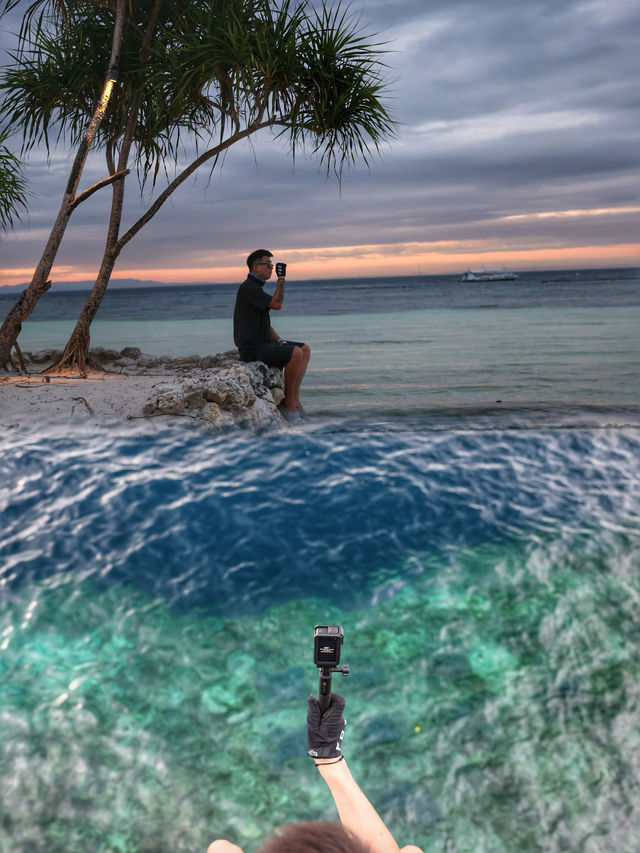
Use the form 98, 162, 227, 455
239, 340, 306, 369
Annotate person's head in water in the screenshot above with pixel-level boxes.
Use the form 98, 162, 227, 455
258, 821, 373, 853
208, 821, 373, 853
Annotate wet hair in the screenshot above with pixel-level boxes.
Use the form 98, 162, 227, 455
247, 249, 272, 270
256, 821, 372, 853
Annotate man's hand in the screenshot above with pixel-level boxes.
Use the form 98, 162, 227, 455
270, 276, 285, 309
307, 693, 346, 758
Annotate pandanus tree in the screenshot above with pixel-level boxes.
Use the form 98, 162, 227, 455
0, 0, 130, 370
0, 0, 394, 374
0, 130, 28, 231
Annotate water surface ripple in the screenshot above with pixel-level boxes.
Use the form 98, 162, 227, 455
2, 424, 638, 614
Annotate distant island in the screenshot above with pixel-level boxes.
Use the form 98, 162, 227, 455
0, 279, 228, 294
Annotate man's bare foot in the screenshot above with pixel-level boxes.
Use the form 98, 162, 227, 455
279, 402, 301, 422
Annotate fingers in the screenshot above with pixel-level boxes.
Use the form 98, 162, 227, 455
308, 692, 346, 720
329, 692, 346, 714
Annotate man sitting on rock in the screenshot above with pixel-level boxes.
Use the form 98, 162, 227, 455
233, 249, 311, 422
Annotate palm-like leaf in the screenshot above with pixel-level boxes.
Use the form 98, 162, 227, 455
0, 131, 28, 231
1, 0, 394, 181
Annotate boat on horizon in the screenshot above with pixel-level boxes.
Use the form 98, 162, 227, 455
459, 268, 519, 282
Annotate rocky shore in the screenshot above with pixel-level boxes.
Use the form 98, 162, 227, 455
0, 346, 289, 431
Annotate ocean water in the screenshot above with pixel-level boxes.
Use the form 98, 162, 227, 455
2, 269, 640, 853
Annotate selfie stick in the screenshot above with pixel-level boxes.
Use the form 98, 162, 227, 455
317, 667, 334, 713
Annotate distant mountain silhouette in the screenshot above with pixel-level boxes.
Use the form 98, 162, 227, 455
0, 279, 221, 293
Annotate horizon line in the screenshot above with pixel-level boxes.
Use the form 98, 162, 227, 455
1, 262, 639, 293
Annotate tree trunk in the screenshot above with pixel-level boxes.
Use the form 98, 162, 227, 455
0, 0, 127, 371
46, 0, 164, 376
46, 248, 120, 375
46, 166, 127, 375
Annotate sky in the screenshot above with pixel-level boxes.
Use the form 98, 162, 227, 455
0, 0, 639, 287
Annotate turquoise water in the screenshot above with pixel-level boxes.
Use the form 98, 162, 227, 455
2, 424, 640, 852
12, 304, 640, 421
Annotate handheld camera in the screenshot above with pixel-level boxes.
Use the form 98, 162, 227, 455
275, 262, 287, 277
314, 624, 349, 713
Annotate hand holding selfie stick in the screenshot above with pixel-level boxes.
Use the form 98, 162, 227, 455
314, 625, 349, 713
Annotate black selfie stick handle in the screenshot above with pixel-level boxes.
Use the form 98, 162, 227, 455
318, 669, 332, 714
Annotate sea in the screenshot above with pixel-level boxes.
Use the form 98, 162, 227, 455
1, 267, 640, 853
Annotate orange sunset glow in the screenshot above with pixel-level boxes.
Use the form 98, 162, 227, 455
1, 241, 637, 289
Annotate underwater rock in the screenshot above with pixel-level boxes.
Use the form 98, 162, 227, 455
266, 724, 308, 772
380, 782, 442, 828
256, 665, 306, 702
427, 652, 474, 688
361, 715, 407, 748
201, 684, 245, 715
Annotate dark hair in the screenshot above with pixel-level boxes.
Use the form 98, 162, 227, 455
247, 249, 272, 269
256, 821, 372, 853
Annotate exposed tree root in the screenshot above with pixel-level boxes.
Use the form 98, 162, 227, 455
71, 396, 95, 415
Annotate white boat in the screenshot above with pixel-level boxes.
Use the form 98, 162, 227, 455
459, 269, 518, 282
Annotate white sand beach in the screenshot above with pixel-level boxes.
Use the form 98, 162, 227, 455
0, 371, 171, 427
0, 348, 286, 430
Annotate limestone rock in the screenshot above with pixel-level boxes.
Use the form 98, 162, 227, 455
203, 402, 236, 429
247, 395, 282, 428
143, 384, 205, 415
90, 347, 122, 363
120, 346, 141, 359
198, 355, 218, 369
269, 386, 285, 406
29, 349, 62, 364
84, 347, 291, 430
202, 363, 257, 408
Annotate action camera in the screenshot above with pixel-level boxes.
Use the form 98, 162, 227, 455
314, 625, 344, 668
313, 624, 349, 711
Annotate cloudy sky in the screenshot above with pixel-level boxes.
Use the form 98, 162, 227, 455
1, 0, 638, 287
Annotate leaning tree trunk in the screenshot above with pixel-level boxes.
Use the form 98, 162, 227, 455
45, 160, 127, 375
47, 245, 121, 375
45, 0, 164, 376
0, 0, 127, 371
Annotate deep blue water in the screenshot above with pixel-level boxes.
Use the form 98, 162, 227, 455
2, 424, 638, 614
1, 267, 639, 322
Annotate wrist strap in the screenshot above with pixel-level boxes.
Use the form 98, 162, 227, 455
314, 755, 344, 767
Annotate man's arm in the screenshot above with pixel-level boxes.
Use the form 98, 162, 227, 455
269, 275, 285, 310
307, 694, 405, 853
314, 758, 401, 853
